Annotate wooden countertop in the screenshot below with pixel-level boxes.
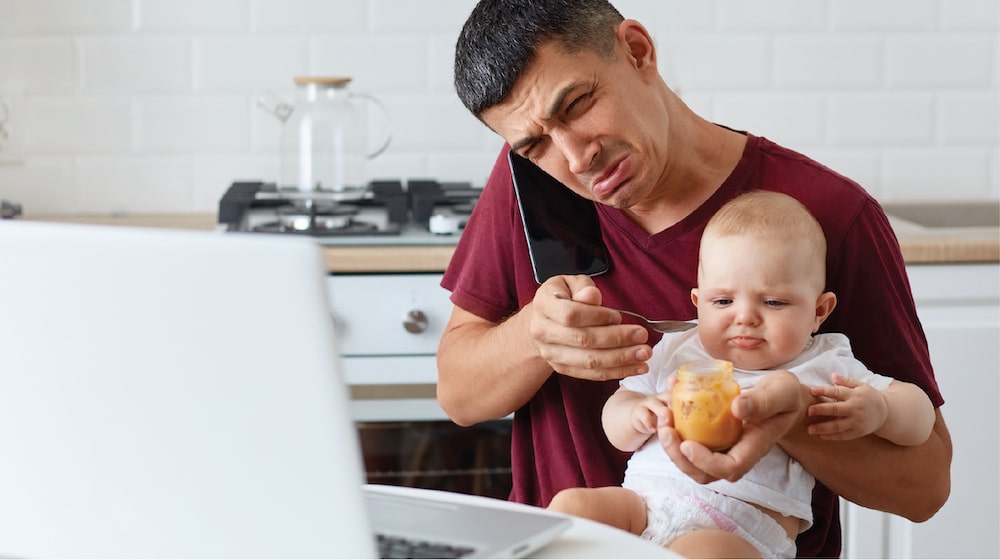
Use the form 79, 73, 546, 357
16, 211, 1000, 271
888, 221, 999, 264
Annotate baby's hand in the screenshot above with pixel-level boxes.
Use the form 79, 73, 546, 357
807, 374, 888, 440
631, 393, 671, 436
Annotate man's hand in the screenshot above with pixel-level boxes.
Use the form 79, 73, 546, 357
528, 275, 652, 381
658, 370, 810, 484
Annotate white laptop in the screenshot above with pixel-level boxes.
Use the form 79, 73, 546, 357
0, 220, 570, 558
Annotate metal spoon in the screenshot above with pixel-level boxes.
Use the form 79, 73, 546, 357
555, 294, 697, 334
611, 307, 697, 334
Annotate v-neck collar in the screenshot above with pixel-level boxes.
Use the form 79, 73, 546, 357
596, 133, 760, 250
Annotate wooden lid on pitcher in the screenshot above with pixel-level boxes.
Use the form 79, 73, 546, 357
293, 76, 352, 86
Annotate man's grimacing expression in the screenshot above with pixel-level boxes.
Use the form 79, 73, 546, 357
480, 22, 673, 215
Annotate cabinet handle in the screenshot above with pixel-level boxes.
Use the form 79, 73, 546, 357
403, 310, 429, 334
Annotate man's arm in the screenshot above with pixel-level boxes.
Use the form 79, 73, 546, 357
436, 277, 653, 426
782, 405, 951, 522
792, 198, 950, 520
436, 305, 551, 426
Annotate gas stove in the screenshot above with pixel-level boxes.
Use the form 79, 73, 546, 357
218, 180, 481, 246
1, 200, 22, 219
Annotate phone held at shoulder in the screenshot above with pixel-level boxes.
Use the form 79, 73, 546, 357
508, 152, 611, 284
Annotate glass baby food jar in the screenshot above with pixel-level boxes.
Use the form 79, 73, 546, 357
671, 359, 742, 451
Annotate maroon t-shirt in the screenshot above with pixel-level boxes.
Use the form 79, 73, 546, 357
441, 134, 942, 558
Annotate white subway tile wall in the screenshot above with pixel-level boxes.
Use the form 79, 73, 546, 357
0, 0, 996, 214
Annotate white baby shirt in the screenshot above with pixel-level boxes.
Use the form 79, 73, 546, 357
620, 330, 894, 530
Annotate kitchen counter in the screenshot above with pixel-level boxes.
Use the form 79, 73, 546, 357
15, 209, 1000, 270
16, 213, 455, 273
887, 217, 998, 264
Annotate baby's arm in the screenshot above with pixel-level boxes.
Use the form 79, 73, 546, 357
602, 387, 671, 452
808, 374, 935, 446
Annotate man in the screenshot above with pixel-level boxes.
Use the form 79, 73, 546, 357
437, 1, 951, 556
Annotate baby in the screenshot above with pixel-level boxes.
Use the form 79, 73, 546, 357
548, 191, 935, 558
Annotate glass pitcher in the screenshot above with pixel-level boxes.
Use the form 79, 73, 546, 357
261, 77, 391, 195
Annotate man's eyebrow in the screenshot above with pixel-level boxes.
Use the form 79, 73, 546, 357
509, 82, 583, 153
544, 82, 580, 120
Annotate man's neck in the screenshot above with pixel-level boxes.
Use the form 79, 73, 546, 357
624, 105, 747, 233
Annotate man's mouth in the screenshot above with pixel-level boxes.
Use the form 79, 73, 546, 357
591, 155, 630, 199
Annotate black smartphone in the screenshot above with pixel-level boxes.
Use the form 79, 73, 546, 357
508, 151, 611, 284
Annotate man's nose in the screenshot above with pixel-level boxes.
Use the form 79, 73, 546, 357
551, 129, 598, 174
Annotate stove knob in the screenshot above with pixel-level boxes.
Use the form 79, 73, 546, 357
403, 310, 429, 334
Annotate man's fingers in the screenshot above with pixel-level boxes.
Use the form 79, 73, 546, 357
678, 440, 746, 482
732, 371, 804, 421
569, 281, 603, 305
658, 425, 720, 485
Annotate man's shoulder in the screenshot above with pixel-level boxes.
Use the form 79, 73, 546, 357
746, 135, 880, 234
753, 135, 862, 192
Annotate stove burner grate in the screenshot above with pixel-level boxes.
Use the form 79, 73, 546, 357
219, 180, 482, 238
253, 218, 401, 237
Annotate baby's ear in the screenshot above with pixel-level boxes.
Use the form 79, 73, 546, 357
813, 291, 838, 332
690, 288, 699, 307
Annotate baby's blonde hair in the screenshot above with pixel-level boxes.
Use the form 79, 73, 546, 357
702, 190, 827, 286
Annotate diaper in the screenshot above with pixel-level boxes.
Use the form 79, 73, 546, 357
623, 472, 797, 559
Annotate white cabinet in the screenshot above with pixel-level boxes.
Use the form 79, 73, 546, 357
328, 273, 450, 384
843, 263, 1000, 559
327, 273, 452, 421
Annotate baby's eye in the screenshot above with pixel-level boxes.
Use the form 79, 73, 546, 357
765, 299, 787, 308
712, 298, 733, 307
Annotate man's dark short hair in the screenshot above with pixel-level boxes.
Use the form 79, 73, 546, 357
454, 0, 624, 117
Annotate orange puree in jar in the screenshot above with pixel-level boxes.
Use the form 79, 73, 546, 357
671, 359, 742, 451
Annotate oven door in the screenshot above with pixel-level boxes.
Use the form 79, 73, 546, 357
328, 273, 512, 499
358, 419, 512, 500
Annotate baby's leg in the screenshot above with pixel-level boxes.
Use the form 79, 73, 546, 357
668, 528, 761, 559
547, 487, 648, 535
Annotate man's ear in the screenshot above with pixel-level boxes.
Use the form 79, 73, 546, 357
617, 19, 657, 72
813, 291, 838, 333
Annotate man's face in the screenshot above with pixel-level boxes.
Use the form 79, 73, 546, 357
480, 39, 667, 211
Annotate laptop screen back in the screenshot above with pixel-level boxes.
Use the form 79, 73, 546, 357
0, 221, 376, 558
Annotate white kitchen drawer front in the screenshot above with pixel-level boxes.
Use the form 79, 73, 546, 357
327, 273, 450, 357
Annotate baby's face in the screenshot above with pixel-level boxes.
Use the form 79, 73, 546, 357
692, 234, 829, 371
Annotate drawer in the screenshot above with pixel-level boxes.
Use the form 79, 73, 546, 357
327, 273, 450, 357
341, 356, 438, 385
